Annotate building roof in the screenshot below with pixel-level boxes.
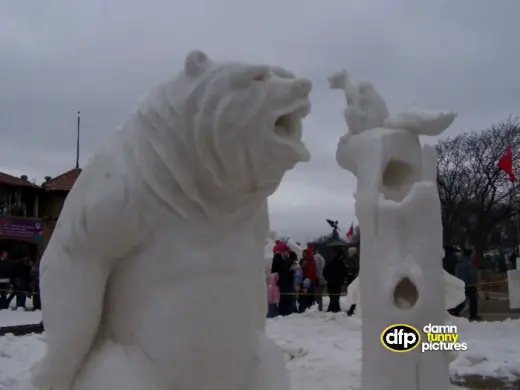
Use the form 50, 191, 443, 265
42, 168, 82, 191
0, 171, 42, 189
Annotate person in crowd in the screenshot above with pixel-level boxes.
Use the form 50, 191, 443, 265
271, 240, 290, 276
7, 255, 32, 310
289, 251, 302, 312
271, 251, 285, 276
30, 258, 41, 311
301, 246, 326, 311
298, 278, 313, 313
301, 249, 316, 291
266, 272, 280, 318
312, 248, 326, 311
443, 246, 458, 276
277, 252, 296, 316
344, 247, 359, 315
323, 249, 347, 312
345, 247, 359, 286
511, 248, 518, 270
449, 248, 481, 321
495, 249, 506, 273
0, 251, 11, 309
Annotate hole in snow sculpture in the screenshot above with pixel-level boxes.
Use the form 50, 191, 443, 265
393, 277, 418, 309
381, 159, 416, 202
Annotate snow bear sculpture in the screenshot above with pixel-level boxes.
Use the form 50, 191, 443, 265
31, 50, 312, 390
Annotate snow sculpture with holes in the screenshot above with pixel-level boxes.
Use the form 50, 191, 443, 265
345, 270, 466, 318
31, 50, 312, 390
329, 69, 457, 390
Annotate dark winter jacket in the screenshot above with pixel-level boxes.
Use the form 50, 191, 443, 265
31, 265, 40, 290
443, 248, 458, 276
271, 253, 284, 275
323, 257, 347, 288
455, 254, 478, 286
0, 260, 14, 282
278, 260, 295, 292
9, 261, 31, 281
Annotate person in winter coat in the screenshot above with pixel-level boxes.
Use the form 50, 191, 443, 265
312, 248, 326, 311
449, 248, 481, 321
298, 278, 313, 313
30, 259, 41, 311
345, 247, 359, 286
289, 251, 302, 312
271, 253, 285, 276
278, 254, 296, 316
302, 250, 317, 289
323, 250, 347, 312
0, 251, 11, 310
495, 250, 506, 273
6, 257, 31, 310
443, 246, 457, 276
267, 273, 280, 318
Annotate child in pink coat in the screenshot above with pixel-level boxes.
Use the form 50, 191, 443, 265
267, 273, 280, 318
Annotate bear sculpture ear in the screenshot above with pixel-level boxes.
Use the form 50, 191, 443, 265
184, 50, 210, 77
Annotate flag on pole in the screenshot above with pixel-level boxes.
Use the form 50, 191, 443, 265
498, 144, 515, 182
346, 223, 354, 239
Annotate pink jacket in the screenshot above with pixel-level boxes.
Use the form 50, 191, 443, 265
267, 273, 280, 304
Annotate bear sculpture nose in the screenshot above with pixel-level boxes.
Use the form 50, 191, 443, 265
292, 78, 312, 97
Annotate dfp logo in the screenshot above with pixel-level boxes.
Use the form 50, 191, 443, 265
380, 324, 421, 352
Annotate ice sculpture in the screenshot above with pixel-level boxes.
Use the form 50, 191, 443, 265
31, 50, 312, 390
329, 69, 457, 390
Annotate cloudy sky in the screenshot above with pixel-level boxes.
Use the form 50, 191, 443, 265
2, 0, 519, 241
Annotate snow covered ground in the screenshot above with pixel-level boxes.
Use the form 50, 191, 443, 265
1, 303, 519, 390
267, 308, 520, 389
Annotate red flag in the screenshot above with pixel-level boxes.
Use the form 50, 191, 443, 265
498, 145, 515, 182
346, 223, 354, 239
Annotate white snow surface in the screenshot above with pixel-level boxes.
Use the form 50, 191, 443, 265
1, 305, 519, 390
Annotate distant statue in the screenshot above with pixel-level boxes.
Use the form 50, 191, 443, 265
326, 219, 340, 240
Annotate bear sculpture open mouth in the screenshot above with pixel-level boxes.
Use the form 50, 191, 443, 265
274, 104, 310, 139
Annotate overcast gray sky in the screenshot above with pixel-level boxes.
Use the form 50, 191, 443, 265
2, 0, 519, 241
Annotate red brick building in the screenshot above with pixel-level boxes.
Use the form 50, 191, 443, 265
40, 168, 82, 249
0, 172, 45, 259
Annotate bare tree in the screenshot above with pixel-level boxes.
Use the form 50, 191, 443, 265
436, 117, 520, 253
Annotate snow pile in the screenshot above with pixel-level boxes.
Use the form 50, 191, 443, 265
448, 317, 520, 381
1, 307, 519, 390
0, 332, 46, 390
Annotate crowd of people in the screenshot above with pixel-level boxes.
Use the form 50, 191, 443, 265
0, 239, 504, 322
267, 241, 359, 317
0, 250, 40, 311
267, 241, 496, 321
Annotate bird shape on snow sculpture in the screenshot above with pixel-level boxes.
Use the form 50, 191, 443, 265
31, 50, 312, 390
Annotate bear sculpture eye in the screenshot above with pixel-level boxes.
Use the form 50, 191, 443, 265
253, 73, 269, 82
